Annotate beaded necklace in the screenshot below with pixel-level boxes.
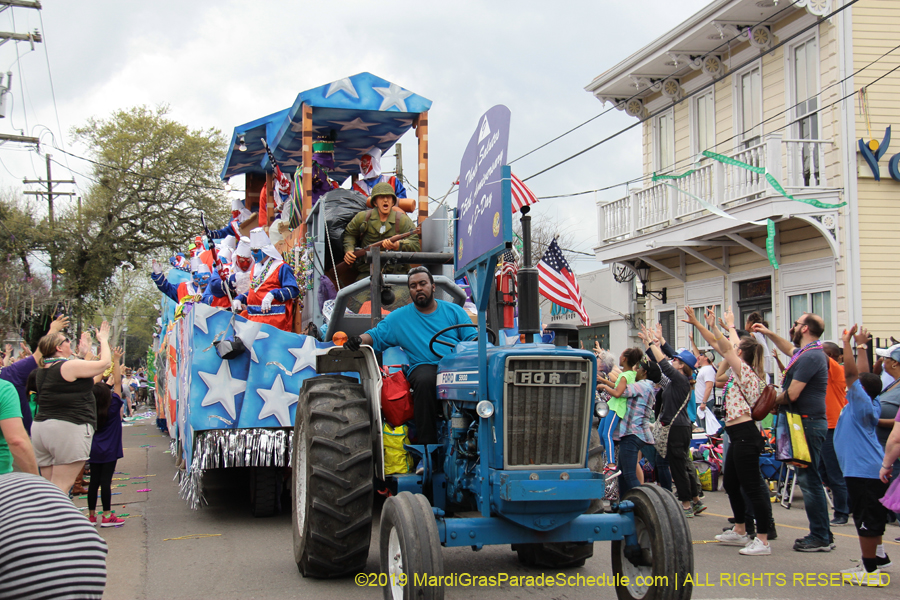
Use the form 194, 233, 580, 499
43, 357, 67, 366
251, 258, 273, 289
785, 340, 823, 371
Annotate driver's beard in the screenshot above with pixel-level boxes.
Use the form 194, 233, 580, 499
413, 290, 433, 308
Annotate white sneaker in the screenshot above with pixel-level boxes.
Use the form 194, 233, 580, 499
715, 528, 750, 546
841, 567, 887, 587
739, 537, 771, 556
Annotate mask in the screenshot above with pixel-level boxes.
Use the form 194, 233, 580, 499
251, 249, 265, 263
193, 273, 211, 288
236, 256, 253, 272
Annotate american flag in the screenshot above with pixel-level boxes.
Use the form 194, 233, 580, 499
500, 248, 518, 278
511, 173, 538, 213
537, 239, 590, 326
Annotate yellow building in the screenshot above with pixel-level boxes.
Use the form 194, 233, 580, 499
587, 0, 900, 350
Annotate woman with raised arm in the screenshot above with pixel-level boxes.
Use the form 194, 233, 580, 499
684, 306, 772, 556
87, 346, 126, 527
31, 322, 112, 494
638, 323, 699, 518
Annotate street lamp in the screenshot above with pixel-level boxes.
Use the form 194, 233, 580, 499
634, 261, 667, 304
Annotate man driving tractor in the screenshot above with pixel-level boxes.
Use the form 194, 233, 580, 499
345, 267, 475, 449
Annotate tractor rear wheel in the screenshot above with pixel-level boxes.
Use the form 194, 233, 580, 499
611, 484, 693, 600
379, 492, 444, 600
292, 375, 374, 578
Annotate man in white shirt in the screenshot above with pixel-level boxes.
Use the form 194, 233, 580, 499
694, 351, 720, 435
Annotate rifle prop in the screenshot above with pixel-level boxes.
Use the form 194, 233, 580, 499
353, 227, 421, 259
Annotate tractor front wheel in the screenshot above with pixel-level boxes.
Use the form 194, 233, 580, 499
611, 484, 693, 600
379, 491, 444, 600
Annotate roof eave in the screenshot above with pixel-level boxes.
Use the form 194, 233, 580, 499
584, 0, 736, 94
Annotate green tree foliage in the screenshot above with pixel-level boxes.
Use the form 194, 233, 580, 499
0, 191, 62, 340
58, 105, 230, 302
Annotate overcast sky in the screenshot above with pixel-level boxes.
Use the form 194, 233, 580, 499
0, 0, 711, 272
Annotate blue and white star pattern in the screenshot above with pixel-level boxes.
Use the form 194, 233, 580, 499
220, 72, 432, 184
178, 304, 340, 434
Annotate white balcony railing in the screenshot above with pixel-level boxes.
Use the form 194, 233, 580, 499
600, 133, 835, 243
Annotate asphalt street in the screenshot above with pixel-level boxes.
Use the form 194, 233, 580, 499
84, 416, 900, 599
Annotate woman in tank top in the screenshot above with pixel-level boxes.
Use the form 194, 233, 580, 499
31, 321, 111, 494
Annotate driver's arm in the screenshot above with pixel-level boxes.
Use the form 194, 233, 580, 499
359, 333, 374, 346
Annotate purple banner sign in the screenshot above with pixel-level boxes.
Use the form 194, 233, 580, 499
455, 105, 511, 276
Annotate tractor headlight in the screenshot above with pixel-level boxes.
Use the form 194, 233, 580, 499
595, 400, 609, 418
476, 400, 494, 419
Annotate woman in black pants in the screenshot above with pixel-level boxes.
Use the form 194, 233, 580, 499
684, 307, 772, 556
639, 324, 698, 519
87, 347, 125, 528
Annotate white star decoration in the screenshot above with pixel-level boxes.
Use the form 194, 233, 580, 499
233, 319, 270, 363
329, 117, 379, 131
288, 336, 318, 375
372, 131, 402, 144
394, 118, 413, 127
198, 360, 247, 420
324, 77, 360, 99
257, 375, 298, 426
193, 304, 218, 335
373, 83, 413, 112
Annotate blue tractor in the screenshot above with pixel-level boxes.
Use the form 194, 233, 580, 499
291, 186, 693, 600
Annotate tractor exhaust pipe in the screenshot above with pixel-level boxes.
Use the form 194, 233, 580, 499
517, 206, 540, 336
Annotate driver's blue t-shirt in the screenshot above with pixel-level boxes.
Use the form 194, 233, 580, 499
365, 300, 476, 373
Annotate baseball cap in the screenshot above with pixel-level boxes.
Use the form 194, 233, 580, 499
876, 343, 900, 362
673, 349, 698, 370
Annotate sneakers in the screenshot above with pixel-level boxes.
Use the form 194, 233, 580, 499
830, 513, 849, 527
691, 500, 707, 515
87, 515, 98, 527
682, 506, 694, 519
840, 566, 888, 587
739, 537, 771, 556
716, 528, 750, 546
768, 520, 778, 541
100, 513, 125, 528
793, 535, 832, 552
603, 465, 621, 481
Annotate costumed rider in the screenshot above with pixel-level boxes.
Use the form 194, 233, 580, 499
209, 236, 254, 308
232, 228, 299, 332
310, 134, 340, 206
351, 148, 406, 200
342, 182, 420, 281
345, 267, 476, 450
151, 255, 211, 303
201, 235, 237, 309
207, 199, 254, 241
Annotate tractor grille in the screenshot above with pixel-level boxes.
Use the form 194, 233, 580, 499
503, 356, 592, 469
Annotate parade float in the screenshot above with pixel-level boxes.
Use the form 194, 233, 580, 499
155, 73, 441, 515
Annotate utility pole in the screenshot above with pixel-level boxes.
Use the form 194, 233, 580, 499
23, 153, 75, 293
395, 143, 403, 181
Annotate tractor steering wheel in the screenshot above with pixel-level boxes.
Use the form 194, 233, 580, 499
428, 323, 497, 358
